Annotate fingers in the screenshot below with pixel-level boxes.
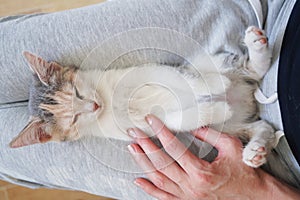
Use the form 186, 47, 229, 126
192, 127, 222, 149
144, 114, 209, 171
127, 143, 157, 173
134, 178, 178, 200
192, 127, 243, 156
127, 115, 246, 199
128, 143, 183, 197
128, 115, 239, 199
127, 128, 186, 184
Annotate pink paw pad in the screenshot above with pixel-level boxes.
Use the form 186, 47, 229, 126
245, 26, 268, 46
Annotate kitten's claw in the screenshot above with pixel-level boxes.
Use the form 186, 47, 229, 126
243, 26, 271, 80
243, 142, 268, 168
244, 26, 268, 51
201, 125, 210, 129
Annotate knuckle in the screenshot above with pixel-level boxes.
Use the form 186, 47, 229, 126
174, 174, 186, 185
192, 191, 208, 199
193, 170, 214, 186
159, 193, 171, 200
157, 126, 172, 140
152, 173, 166, 188
186, 187, 208, 199
194, 171, 206, 182
219, 135, 242, 150
152, 155, 168, 169
164, 139, 178, 151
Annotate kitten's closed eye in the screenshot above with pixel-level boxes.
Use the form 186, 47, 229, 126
75, 87, 84, 100
72, 113, 80, 124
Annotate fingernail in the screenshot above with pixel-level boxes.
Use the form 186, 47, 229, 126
134, 179, 143, 188
127, 128, 136, 138
145, 115, 152, 125
192, 126, 208, 136
127, 144, 136, 153
201, 126, 209, 132
146, 114, 164, 133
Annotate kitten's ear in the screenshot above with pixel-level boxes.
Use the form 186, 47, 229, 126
23, 51, 62, 86
9, 118, 52, 148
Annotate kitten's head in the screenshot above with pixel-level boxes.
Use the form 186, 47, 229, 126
10, 52, 102, 148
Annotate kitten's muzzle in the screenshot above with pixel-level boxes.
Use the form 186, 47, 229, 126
93, 102, 100, 112
75, 98, 101, 113
86, 101, 100, 112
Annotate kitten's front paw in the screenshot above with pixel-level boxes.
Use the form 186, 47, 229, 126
244, 26, 268, 51
243, 141, 268, 168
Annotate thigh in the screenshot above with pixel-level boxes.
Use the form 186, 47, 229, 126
260, 0, 300, 189
264, 137, 300, 189
0, 105, 152, 199
0, 0, 258, 198
0, 0, 257, 104
0, 105, 216, 199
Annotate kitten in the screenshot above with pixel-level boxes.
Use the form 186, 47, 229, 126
10, 26, 276, 168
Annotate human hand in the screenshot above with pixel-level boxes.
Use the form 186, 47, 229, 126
127, 114, 269, 200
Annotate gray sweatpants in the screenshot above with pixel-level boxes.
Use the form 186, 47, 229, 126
0, 0, 299, 199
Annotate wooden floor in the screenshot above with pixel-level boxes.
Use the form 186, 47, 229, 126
0, 0, 106, 17
0, 1, 115, 200
0, 180, 113, 200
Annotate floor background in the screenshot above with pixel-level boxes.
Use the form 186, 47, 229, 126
0, 0, 115, 200
0, 0, 105, 16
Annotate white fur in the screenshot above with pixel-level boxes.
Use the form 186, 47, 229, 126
244, 26, 271, 80
75, 64, 232, 140
72, 26, 276, 168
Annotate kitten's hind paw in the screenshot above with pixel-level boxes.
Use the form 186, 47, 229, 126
243, 26, 271, 80
242, 142, 268, 168
244, 26, 268, 51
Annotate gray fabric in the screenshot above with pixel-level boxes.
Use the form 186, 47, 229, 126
0, 0, 299, 199
260, 0, 300, 189
260, 0, 296, 131
0, 0, 255, 104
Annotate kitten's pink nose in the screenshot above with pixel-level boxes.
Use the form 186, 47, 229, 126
93, 102, 100, 112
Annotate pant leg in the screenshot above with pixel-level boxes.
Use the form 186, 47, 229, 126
0, 0, 256, 104
0, 0, 258, 199
0, 105, 153, 199
264, 137, 300, 189
260, 0, 300, 189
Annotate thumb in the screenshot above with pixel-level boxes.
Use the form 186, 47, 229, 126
192, 127, 222, 150
192, 127, 244, 156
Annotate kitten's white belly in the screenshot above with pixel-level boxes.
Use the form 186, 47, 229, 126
93, 65, 233, 139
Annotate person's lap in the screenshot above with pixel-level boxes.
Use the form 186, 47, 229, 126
1, 0, 299, 199
0, 0, 255, 104
259, 0, 300, 189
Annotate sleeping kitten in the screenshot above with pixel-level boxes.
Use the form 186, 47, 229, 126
10, 26, 276, 168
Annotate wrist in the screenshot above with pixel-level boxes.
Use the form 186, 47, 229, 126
258, 169, 300, 199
